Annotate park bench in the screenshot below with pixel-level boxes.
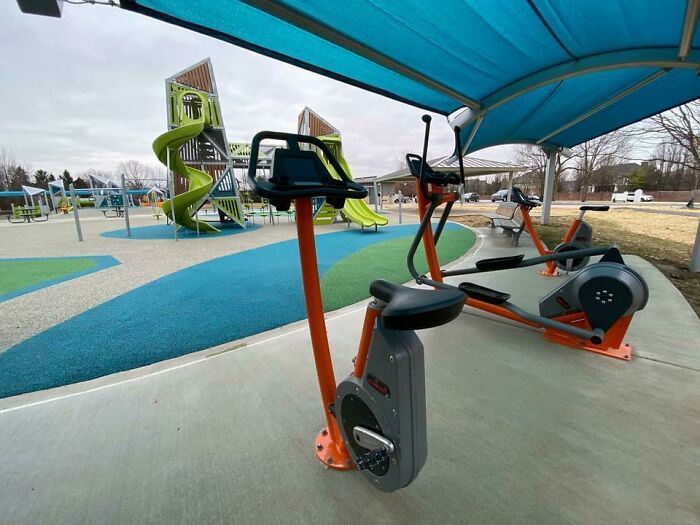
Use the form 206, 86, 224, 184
461, 201, 527, 246
492, 205, 526, 246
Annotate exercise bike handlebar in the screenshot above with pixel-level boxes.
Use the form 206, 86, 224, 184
247, 130, 355, 188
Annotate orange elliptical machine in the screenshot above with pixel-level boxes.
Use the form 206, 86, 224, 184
405, 116, 649, 361
247, 131, 465, 492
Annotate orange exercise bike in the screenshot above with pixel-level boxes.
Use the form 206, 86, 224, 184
247, 131, 465, 492
406, 116, 649, 361
505, 187, 611, 277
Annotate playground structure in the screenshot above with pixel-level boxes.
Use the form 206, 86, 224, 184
154, 59, 246, 233
298, 107, 388, 230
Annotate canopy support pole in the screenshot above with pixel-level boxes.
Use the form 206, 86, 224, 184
121, 173, 131, 238
69, 183, 83, 242
507, 171, 514, 202
690, 219, 700, 272
541, 151, 557, 225
373, 180, 379, 212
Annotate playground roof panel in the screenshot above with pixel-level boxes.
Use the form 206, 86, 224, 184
357, 155, 526, 184
120, 0, 700, 154
21, 185, 46, 196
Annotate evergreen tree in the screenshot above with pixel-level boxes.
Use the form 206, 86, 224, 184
60, 169, 74, 187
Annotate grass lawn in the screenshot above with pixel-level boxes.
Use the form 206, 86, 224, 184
321, 228, 475, 311
0, 256, 119, 302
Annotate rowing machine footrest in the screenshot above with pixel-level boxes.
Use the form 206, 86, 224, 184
579, 205, 609, 211
475, 254, 525, 271
458, 282, 511, 304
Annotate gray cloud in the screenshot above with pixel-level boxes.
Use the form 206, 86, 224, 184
0, 2, 516, 179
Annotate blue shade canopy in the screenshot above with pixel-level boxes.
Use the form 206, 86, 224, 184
120, 0, 700, 153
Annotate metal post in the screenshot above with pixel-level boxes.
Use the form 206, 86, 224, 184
690, 219, 700, 272
69, 183, 83, 242
380, 182, 384, 210
120, 173, 131, 238
507, 171, 514, 202
541, 151, 557, 225
459, 183, 465, 205
167, 147, 178, 241
373, 180, 379, 212
398, 190, 403, 224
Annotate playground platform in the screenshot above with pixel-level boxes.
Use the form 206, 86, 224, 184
1, 224, 698, 525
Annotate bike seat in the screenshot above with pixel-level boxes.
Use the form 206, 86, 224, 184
579, 205, 609, 212
369, 279, 465, 331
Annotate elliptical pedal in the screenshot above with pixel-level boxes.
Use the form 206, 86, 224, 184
458, 282, 511, 304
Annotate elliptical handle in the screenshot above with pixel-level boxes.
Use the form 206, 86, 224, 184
418, 115, 432, 199
454, 125, 465, 188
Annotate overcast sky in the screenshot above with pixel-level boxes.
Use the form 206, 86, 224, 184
0, 1, 517, 181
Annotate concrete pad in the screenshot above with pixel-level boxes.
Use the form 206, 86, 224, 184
0, 227, 698, 525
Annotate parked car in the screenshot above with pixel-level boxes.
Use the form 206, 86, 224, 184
611, 190, 654, 202
464, 192, 480, 202
490, 189, 509, 202
391, 193, 414, 204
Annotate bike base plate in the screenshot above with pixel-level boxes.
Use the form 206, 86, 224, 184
314, 427, 354, 471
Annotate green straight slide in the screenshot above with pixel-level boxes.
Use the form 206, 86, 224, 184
153, 90, 219, 233
318, 135, 388, 229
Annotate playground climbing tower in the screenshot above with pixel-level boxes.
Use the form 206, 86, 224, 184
163, 59, 245, 228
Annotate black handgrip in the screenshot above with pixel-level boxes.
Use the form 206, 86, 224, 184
247, 131, 353, 188
454, 125, 465, 187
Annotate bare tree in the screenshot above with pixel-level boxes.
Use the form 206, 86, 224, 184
514, 145, 568, 195
643, 101, 700, 191
0, 148, 18, 191
117, 160, 150, 189
568, 130, 633, 200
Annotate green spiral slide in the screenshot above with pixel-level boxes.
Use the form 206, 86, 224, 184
318, 135, 388, 229
153, 89, 219, 233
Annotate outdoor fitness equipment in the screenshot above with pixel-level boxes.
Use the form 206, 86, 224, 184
507, 186, 610, 276
247, 131, 465, 492
406, 115, 649, 360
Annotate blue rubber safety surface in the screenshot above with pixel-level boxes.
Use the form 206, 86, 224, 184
101, 222, 260, 240
0, 256, 121, 303
0, 224, 462, 398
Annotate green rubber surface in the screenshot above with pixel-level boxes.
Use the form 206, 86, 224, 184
0, 256, 120, 302
321, 227, 475, 311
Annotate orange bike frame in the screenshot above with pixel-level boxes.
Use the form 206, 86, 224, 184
415, 189, 631, 360
295, 198, 352, 469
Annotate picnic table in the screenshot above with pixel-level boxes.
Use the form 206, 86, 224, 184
7, 205, 49, 224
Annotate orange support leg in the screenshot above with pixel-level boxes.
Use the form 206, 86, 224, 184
542, 314, 633, 360
295, 198, 353, 470
353, 306, 381, 379
519, 207, 559, 277
416, 188, 444, 282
